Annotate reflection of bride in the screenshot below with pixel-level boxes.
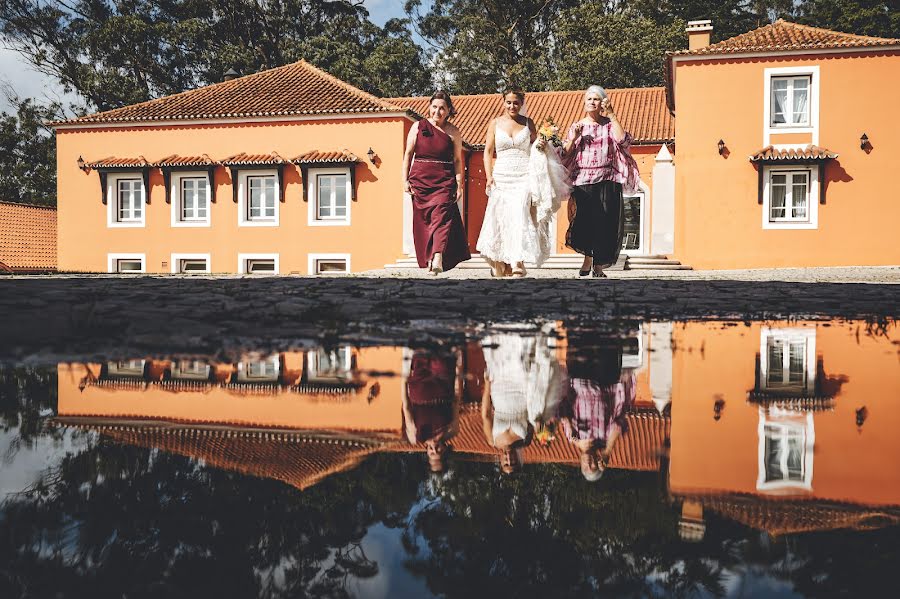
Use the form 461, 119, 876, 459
476, 89, 569, 277
480, 323, 565, 473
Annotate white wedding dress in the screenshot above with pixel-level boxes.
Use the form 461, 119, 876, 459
476, 124, 569, 268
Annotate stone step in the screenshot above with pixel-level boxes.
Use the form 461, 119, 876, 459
626, 263, 693, 270
628, 258, 683, 266
385, 254, 632, 271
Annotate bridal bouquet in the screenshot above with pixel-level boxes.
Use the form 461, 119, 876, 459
538, 116, 563, 147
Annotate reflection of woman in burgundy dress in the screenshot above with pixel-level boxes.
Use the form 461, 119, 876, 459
402, 349, 462, 472
402, 91, 471, 274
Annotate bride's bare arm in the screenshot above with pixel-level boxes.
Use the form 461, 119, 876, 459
484, 119, 496, 193
402, 121, 419, 193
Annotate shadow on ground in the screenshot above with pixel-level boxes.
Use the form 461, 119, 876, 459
0, 277, 896, 362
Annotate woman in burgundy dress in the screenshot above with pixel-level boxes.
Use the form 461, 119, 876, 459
401, 349, 462, 472
401, 91, 471, 274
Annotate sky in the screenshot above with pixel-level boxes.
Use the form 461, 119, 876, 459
0, 0, 413, 114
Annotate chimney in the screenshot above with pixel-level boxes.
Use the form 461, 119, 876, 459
223, 68, 240, 82
686, 20, 713, 50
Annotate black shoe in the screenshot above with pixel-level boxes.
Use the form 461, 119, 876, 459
578, 269, 591, 277
592, 267, 607, 278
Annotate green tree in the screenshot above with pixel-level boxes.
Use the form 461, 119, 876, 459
554, 9, 687, 89
794, 0, 900, 38
0, 98, 59, 206
0, 1, 431, 112
405, 0, 582, 93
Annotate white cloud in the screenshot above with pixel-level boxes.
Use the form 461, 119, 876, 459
0, 46, 76, 114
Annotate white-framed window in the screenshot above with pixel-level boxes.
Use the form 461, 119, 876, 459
762, 166, 818, 230
171, 172, 211, 227
757, 408, 815, 492
763, 66, 819, 146
307, 167, 352, 226
106, 174, 146, 228
770, 76, 810, 127
238, 170, 279, 227
759, 327, 817, 395
236, 355, 281, 383
238, 253, 279, 275
621, 324, 644, 370
107, 359, 146, 378
170, 253, 211, 274
171, 360, 211, 380
308, 253, 351, 275
107, 253, 146, 273
307, 347, 354, 383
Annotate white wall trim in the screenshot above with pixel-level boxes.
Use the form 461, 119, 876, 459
170, 252, 212, 274
237, 253, 280, 274
306, 166, 352, 227
670, 45, 900, 67
106, 172, 146, 228
170, 171, 212, 228
308, 253, 352, 275
54, 111, 417, 131
763, 65, 820, 147
761, 165, 819, 230
621, 180, 650, 256
238, 169, 280, 227
107, 253, 146, 273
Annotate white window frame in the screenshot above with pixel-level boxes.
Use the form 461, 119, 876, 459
170, 172, 212, 227
236, 355, 281, 383
106, 173, 146, 228
307, 167, 352, 226
170, 253, 211, 274
757, 407, 815, 492
762, 166, 818, 230
107, 253, 146, 273
622, 324, 644, 370
307, 346, 354, 383
307, 253, 351, 275
171, 360, 211, 380
763, 66, 819, 147
237, 253, 280, 275
238, 170, 279, 227
620, 181, 649, 256
759, 327, 817, 395
107, 359, 146, 378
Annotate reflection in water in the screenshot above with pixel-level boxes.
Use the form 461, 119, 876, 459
2, 319, 899, 597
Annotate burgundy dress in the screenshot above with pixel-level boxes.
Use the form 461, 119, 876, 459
406, 352, 457, 443
408, 119, 471, 270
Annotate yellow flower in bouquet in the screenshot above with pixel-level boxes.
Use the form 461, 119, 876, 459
538, 116, 563, 147
535, 419, 557, 446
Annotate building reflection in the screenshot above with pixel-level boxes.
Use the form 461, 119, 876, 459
56, 319, 900, 536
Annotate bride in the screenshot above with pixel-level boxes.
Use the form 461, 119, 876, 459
476, 88, 569, 277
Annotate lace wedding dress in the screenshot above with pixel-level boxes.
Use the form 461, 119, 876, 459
476, 124, 569, 267
476, 124, 544, 266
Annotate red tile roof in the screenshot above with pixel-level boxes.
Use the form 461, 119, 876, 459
750, 145, 838, 161
674, 19, 900, 56
293, 150, 360, 164
85, 157, 150, 169
153, 154, 218, 167
222, 152, 287, 166
56, 60, 405, 126
390, 87, 674, 148
0, 201, 57, 273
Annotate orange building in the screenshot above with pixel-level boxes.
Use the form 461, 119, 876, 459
667, 320, 900, 537
667, 19, 900, 268
52, 20, 900, 273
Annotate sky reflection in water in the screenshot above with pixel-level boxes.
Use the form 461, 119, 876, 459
1, 319, 899, 598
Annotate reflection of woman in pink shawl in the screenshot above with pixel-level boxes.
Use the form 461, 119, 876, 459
560, 336, 635, 481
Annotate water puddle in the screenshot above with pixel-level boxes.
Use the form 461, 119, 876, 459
2, 319, 898, 597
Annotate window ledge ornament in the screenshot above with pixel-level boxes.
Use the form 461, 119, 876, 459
292, 150, 360, 202
222, 152, 288, 203
154, 154, 219, 204
84, 156, 151, 204
750, 145, 837, 205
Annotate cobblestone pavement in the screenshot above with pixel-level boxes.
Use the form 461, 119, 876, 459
0, 271, 897, 362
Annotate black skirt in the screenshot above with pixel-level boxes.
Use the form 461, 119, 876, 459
565, 180, 625, 265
